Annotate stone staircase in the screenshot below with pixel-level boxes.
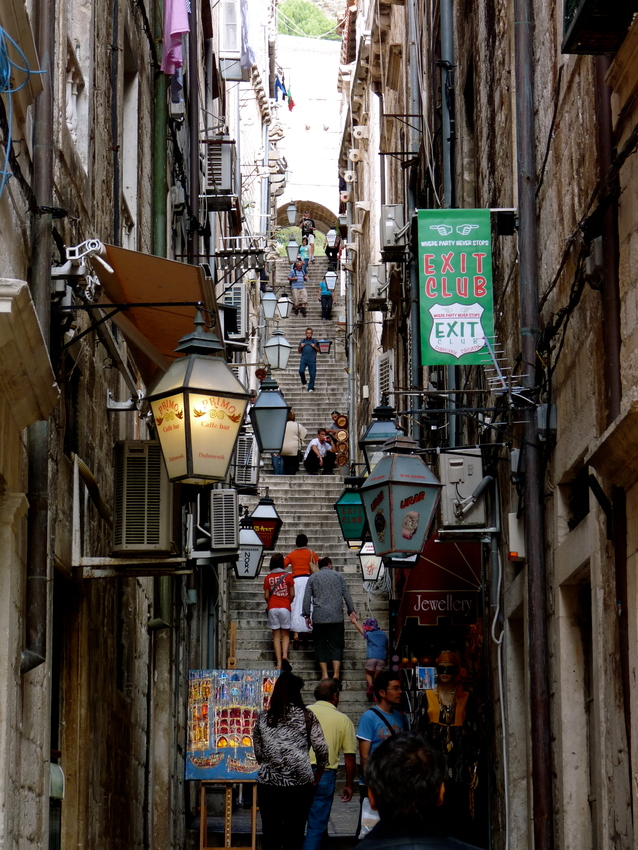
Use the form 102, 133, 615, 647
228, 257, 390, 731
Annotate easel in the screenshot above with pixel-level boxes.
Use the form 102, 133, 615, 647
199, 780, 257, 850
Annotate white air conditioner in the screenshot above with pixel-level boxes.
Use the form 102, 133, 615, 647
231, 433, 260, 487
340, 190, 352, 203
439, 448, 487, 528
210, 489, 239, 549
349, 149, 363, 163
113, 441, 173, 555
224, 283, 248, 338
381, 204, 406, 251
203, 138, 235, 194
367, 264, 387, 302
344, 170, 357, 184
353, 125, 370, 140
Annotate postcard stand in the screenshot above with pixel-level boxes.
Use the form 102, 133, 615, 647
199, 780, 257, 850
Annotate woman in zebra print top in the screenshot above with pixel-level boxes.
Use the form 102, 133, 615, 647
254, 671, 329, 849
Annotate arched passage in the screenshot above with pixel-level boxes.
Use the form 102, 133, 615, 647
275, 200, 339, 234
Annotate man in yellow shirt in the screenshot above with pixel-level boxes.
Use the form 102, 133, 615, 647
304, 678, 357, 850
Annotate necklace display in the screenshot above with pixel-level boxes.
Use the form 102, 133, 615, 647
436, 686, 458, 752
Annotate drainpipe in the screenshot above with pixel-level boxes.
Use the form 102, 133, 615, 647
440, 0, 458, 446
595, 55, 631, 784
153, 0, 167, 257
188, 1, 200, 264
346, 201, 356, 462
111, 0, 120, 242
513, 2, 554, 849
407, 0, 421, 442
22, 0, 54, 675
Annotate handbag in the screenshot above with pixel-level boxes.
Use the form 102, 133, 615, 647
309, 551, 319, 573
297, 425, 304, 462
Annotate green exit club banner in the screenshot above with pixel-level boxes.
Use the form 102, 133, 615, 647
417, 209, 494, 366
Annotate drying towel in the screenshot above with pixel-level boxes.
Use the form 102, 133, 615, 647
161, 0, 190, 75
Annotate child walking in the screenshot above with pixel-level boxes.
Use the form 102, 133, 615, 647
353, 617, 388, 700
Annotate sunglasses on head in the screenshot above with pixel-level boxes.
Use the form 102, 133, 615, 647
436, 664, 457, 675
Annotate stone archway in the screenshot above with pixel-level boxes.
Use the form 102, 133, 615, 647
275, 200, 338, 234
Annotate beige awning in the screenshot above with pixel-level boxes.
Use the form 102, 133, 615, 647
92, 245, 219, 384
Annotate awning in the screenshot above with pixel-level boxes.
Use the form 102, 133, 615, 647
395, 536, 482, 638
93, 245, 217, 384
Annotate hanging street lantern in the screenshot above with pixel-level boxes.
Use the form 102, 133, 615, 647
234, 515, 265, 579
277, 293, 293, 319
264, 328, 292, 370
325, 270, 337, 291
326, 226, 337, 248
146, 309, 250, 484
358, 541, 385, 583
359, 398, 404, 472
262, 289, 278, 319
249, 489, 283, 550
334, 479, 367, 549
286, 201, 298, 226
286, 238, 299, 263
249, 370, 290, 453
359, 434, 442, 557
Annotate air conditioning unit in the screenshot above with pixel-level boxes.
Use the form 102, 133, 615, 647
231, 432, 260, 487
344, 170, 357, 184
210, 489, 239, 549
340, 190, 351, 204
113, 441, 173, 555
380, 204, 407, 259
203, 137, 235, 197
366, 263, 387, 303
353, 125, 370, 140
439, 448, 486, 528
349, 149, 363, 163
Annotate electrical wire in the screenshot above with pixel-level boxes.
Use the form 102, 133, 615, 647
278, 9, 341, 41
0, 26, 44, 198
489, 543, 509, 850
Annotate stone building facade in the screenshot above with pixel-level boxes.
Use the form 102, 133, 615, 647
339, 0, 638, 847
0, 0, 282, 846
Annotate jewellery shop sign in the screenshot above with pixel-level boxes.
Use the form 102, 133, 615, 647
417, 209, 494, 366
402, 590, 478, 627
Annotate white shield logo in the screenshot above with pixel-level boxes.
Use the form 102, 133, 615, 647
428, 302, 486, 359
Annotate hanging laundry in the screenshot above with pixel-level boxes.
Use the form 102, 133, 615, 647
275, 76, 287, 101
161, 0, 190, 75
288, 88, 295, 111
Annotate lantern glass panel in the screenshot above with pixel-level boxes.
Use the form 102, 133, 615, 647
359, 542, 384, 582
250, 392, 290, 453
262, 291, 278, 319
264, 334, 292, 370
150, 392, 188, 479
277, 295, 292, 319
286, 240, 299, 263
334, 489, 366, 543
188, 356, 249, 394
188, 392, 249, 480
250, 499, 283, 550
286, 202, 297, 225
325, 271, 337, 291
236, 527, 265, 578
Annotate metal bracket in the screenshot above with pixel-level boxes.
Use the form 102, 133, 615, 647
106, 389, 144, 412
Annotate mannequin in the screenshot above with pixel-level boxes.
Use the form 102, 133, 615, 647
417, 651, 479, 842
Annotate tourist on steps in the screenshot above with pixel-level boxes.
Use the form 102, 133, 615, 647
285, 534, 318, 649
263, 553, 295, 669
253, 671, 328, 850
298, 327, 320, 391
289, 257, 308, 316
303, 556, 357, 681
303, 429, 336, 475
319, 275, 333, 320
280, 410, 308, 475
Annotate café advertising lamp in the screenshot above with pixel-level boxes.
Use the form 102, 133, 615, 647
249, 370, 290, 453
359, 434, 442, 557
146, 308, 249, 484
249, 489, 283, 550
234, 512, 265, 579
334, 478, 367, 549
358, 540, 384, 583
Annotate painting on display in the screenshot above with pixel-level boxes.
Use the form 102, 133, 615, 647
186, 669, 280, 781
